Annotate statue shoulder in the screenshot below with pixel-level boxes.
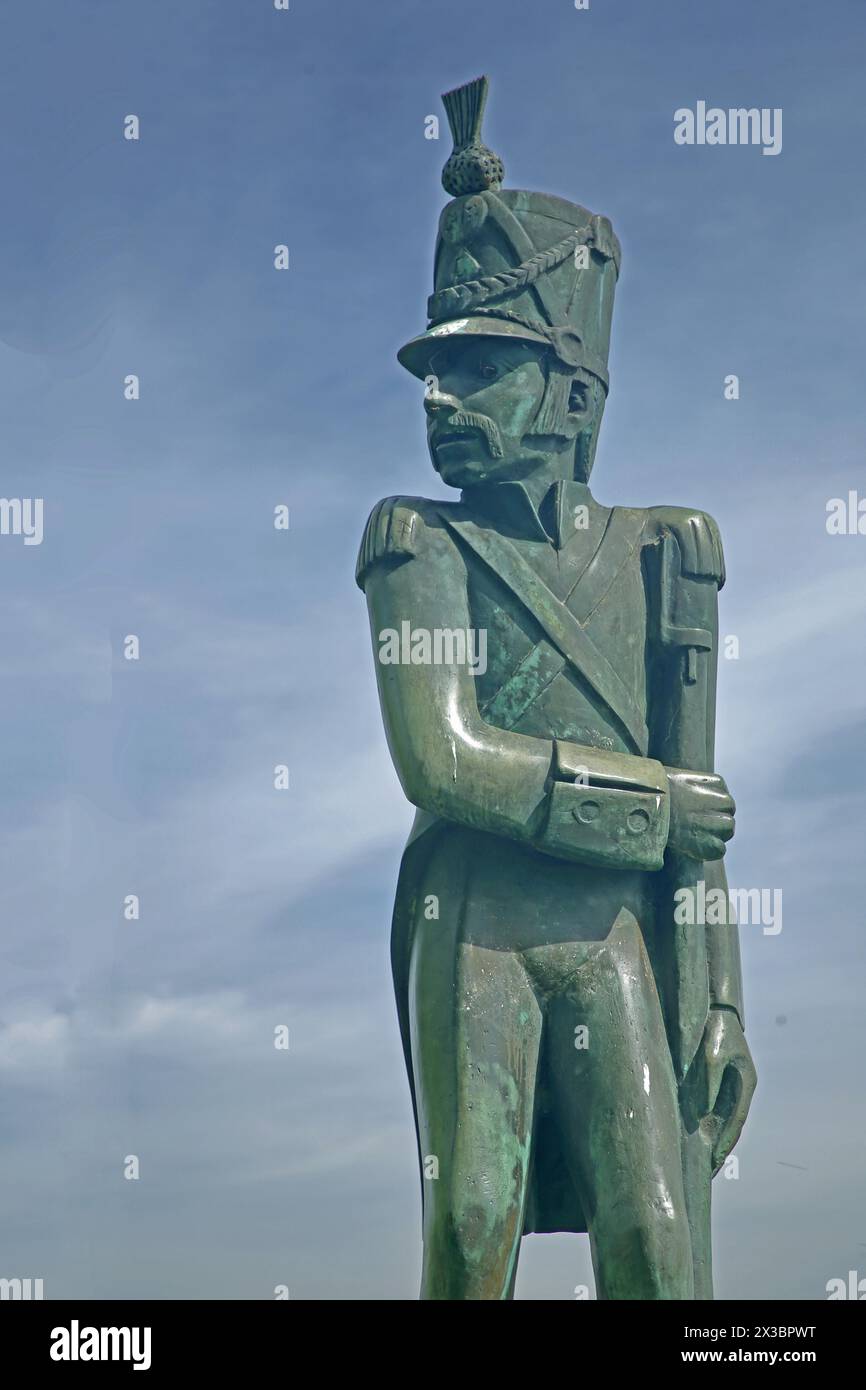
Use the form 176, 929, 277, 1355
644, 504, 726, 588
355, 495, 449, 591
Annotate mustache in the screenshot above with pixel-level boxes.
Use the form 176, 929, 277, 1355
433, 410, 504, 460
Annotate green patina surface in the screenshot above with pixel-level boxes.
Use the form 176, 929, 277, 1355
358, 77, 756, 1300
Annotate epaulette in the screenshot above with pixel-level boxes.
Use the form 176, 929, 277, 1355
355, 496, 426, 591
646, 506, 725, 589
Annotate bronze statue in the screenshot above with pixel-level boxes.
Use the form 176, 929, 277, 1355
357, 76, 756, 1300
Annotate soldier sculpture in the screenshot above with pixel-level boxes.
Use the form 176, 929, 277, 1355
357, 77, 756, 1300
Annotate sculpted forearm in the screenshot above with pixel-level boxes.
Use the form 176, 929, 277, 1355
367, 588, 671, 867
703, 858, 746, 1025
379, 666, 672, 868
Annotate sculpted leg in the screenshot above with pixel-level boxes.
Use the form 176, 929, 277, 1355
409, 932, 542, 1300
541, 910, 695, 1300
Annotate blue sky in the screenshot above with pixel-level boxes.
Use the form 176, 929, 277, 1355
0, 0, 864, 1299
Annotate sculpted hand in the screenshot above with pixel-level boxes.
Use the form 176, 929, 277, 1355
685, 1007, 757, 1174
666, 768, 735, 861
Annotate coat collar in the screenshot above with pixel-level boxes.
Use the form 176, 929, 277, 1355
461, 478, 595, 549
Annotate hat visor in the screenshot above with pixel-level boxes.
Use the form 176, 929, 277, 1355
397, 315, 550, 380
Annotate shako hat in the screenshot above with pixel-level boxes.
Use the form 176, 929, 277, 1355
398, 76, 621, 395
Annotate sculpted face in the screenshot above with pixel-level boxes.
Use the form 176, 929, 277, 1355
424, 338, 551, 488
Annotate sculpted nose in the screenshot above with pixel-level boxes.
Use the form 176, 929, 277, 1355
424, 387, 461, 417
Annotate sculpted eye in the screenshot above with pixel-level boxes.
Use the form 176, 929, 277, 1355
479, 360, 498, 380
